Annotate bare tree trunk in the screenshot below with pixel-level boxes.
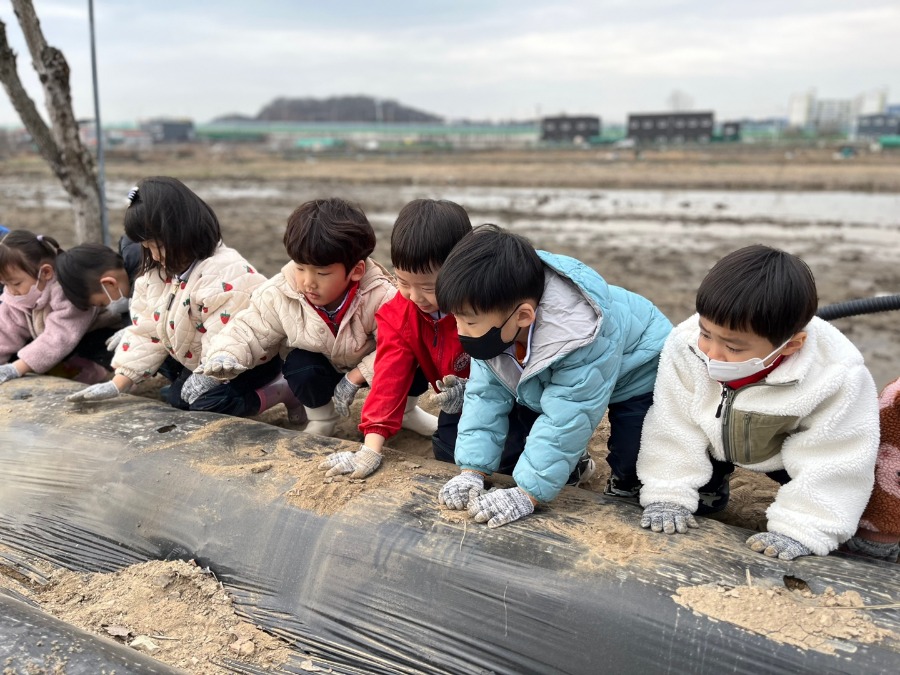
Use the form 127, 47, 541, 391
0, 1, 102, 242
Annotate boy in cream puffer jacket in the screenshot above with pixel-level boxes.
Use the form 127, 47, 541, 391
200, 198, 436, 450
637, 245, 879, 560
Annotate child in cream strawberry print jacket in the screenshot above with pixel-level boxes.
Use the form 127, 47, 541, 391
68, 178, 275, 415
114, 244, 264, 386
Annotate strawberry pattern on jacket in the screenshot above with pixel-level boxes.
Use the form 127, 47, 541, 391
203, 258, 396, 384
112, 244, 265, 383
0, 279, 100, 373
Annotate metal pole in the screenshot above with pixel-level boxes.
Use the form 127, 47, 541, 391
88, 0, 109, 245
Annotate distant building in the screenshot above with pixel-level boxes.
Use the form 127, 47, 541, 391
886, 104, 900, 117
811, 99, 855, 135
540, 116, 601, 143
788, 89, 891, 136
720, 121, 741, 142
626, 111, 714, 144
77, 119, 152, 149
140, 118, 195, 144
788, 90, 816, 128
856, 114, 900, 139
734, 117, 789, 141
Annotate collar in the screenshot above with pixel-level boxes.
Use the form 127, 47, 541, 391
725, 354, 787, 389
307, 281, 359, 335
177, 261, 198, 283
505, 323, 535, 370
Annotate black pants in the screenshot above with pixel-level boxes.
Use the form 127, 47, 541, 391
605, 390, 656, 490
282, 348, 428, 408
165, 356, 283, 416
431, 404, 541, 476
68, 327, 118, 369
696, 456, 791, 516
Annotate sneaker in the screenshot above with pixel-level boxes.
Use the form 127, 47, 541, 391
566, 455, 596, 487
603, 475, 641, 500
696, 473, 732, 515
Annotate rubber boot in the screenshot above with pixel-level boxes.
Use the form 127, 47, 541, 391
401, 396, 438, 436
256, 375, 307, 424
67, 356, 112, 385
304, 400, 339, 437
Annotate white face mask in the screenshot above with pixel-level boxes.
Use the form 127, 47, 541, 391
102, 283, 130, 314
697, 338, 790, 382
6, 282, 42, 308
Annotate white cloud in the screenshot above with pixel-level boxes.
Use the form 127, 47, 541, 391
0, 1, 898, 125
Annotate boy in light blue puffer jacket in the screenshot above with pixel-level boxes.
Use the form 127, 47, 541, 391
435, 225, 672, 528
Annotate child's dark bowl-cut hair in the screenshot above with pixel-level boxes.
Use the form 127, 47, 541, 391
283, 198, 375, 273
390, 199, 472, 274
696, 244, 818, 346
436, 224, 544, 315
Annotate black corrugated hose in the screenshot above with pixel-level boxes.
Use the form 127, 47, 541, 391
817, 294, 900, 321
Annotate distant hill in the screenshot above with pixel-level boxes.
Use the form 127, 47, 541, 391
213, 96, 443, 124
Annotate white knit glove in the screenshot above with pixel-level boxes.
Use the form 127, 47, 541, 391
181, 374, 222, 405
434, 375, 467, 414
640, 502, 699, 534
438, 471, 485, 510
747, 532, 812, 560
318, 445, 382, 479
468, 487, 535, 528
67, 380, 122, 402
198, 354, 247, 379
0, 363, 21, 385
105, 328, 127, 352
332, 375, 361, 417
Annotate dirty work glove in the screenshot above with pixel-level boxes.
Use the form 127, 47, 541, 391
199, 354, 247, 379
434, 375, 467, 414
0, 363, 21, 385
67, 380, 122, 402
747, 531, 812, 560
640, 502, 699, 535
181, 373, 222, 405
468, 487, 535, 528
105, 328, 127, 352
332, 375, 361, 417
844, 536, 900, 563
438, 471, 486, 510
318, 445, 382, 479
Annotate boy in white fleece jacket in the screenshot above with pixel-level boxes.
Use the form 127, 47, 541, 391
636, 245, 879, 560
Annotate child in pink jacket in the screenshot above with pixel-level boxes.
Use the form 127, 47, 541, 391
0, 230, 108, 386
844, 376, 900, 562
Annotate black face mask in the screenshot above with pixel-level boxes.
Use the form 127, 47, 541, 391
458, 307, 520, 361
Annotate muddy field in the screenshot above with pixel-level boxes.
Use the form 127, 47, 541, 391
1, 147, 899, 673
3, 147, 900, 528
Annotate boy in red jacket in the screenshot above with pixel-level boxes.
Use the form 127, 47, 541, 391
318, 199, 482, 479
320, 200, 584, 479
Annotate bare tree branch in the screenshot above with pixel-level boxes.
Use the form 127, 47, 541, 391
0, 1, 102, 242
0, 19, 62, 167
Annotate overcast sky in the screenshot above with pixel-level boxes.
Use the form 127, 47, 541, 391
1, 0, 897, 126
